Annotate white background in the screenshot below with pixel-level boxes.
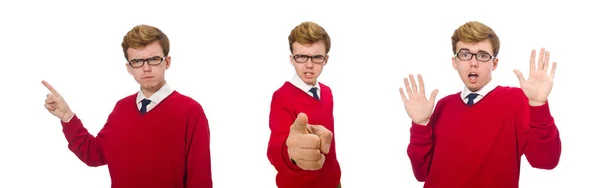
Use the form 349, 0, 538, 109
0, 0, 597, 187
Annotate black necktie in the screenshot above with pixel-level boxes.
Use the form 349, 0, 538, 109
140, 99, 152, 114
309, 87, 320, 100
466, 93, 479, 106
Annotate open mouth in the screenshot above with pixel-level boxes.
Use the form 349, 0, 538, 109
303, 72, 314, 79
468, 72, 478, 82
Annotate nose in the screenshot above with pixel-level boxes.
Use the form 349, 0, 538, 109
305, 61, 314, 69
469, 58, 478, 68
142, 62, 152, 72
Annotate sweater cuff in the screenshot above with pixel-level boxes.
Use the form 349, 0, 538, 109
410, 122, 432, 135
529, 101, 553, 124
281, 141, 303, 171
61, 114, 82, 131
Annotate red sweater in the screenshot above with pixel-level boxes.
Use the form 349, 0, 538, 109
267, 82, 341, 188
61, 91, 212, 188
408, 86, 561, 188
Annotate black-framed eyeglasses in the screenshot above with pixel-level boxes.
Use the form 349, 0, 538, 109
293, 54, 327, 64
454, 51, 495, 62
128, 56, 167, 68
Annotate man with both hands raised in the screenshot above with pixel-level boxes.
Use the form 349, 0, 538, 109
399, 21, 562, 188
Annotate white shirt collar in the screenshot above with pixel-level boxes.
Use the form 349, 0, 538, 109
460, 79, 498, 99
290, 74, 320, 93
136, 82, 173, 105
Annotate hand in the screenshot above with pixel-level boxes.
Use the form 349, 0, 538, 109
399, 74, 439, 125
286, 113, 333, 170
42, 80, 74, 122
513, 48, 557, 106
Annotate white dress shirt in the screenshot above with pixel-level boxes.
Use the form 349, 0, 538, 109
289, 74, 321, 99
460, 79, 498, 105
136, 82, 174, 112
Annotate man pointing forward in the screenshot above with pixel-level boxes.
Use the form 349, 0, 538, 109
267, 21, 342, 188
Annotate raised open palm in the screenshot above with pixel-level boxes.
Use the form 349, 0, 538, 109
513, 48, 557, 106
399, 74, 439, 125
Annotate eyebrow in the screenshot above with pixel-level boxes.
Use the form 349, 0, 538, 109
458, 48, 491, 54
294, 54, 325, 56
131, 55, 163, 60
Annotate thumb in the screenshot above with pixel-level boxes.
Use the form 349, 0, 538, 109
513, 69, 526, 83
429, 89, 439, 102
309, 125, 333, 154
290, 112, 309, 134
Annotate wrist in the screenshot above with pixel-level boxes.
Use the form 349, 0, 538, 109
529, 100, 546, 106
61, 111, 74, 122
415, 119, 429, 126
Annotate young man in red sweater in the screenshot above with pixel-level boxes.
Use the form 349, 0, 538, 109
400, 21, 562, 188
267, 21, 341, 188
42, 24, 212, 188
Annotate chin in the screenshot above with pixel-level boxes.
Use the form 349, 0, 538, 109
302, 79, 316, 85
461, 81, 479, 91
466, 84, 482, 92
140, 81, 157, 88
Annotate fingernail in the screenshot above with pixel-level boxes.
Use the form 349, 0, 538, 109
323, 144, 331, 153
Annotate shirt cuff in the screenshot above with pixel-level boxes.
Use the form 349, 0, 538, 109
63, 113, 75, 123
410, 122, 432, 135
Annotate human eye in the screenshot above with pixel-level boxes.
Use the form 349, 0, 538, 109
478, 53, 491, 59
459, 52, 470, 57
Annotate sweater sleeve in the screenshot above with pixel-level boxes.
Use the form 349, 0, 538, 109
185, 104, 213, 188
61, 114, 108, 167
407, 100, 443, 182
267, 91, 304, 176
516, 90, 562, 169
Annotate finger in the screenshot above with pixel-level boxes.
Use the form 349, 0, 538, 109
42, 80, 60, 95
543, 51, 550, 73
45, 97, 56, 104
403, 77, 413, 95
549, 62, 557, 79
409, 74, 418, 96
429, 89, 439, 102
537, 48, 545, 71
317, 153, 326, 168
399, 88, 408, 103
46, 94, 54, 102
418, 74, 425, 94
289, 148, 322, 161
308, 125, 333, 154
294, 134, 321, 149
290, 113, 309, 134
44, 103, 55, 111
529, 49, 536, 72
513, 69, 526, 83
294, 154, 326, 171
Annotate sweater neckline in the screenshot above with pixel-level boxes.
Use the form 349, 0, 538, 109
136, 90, 179, 116
457, 85, 500, 108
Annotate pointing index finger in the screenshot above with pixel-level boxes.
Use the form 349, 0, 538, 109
41, 80, 59, 95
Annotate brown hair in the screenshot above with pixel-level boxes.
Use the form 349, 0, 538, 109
288, 21, 331, 54
121, 24, 170, 60
451, 21, 500, 56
